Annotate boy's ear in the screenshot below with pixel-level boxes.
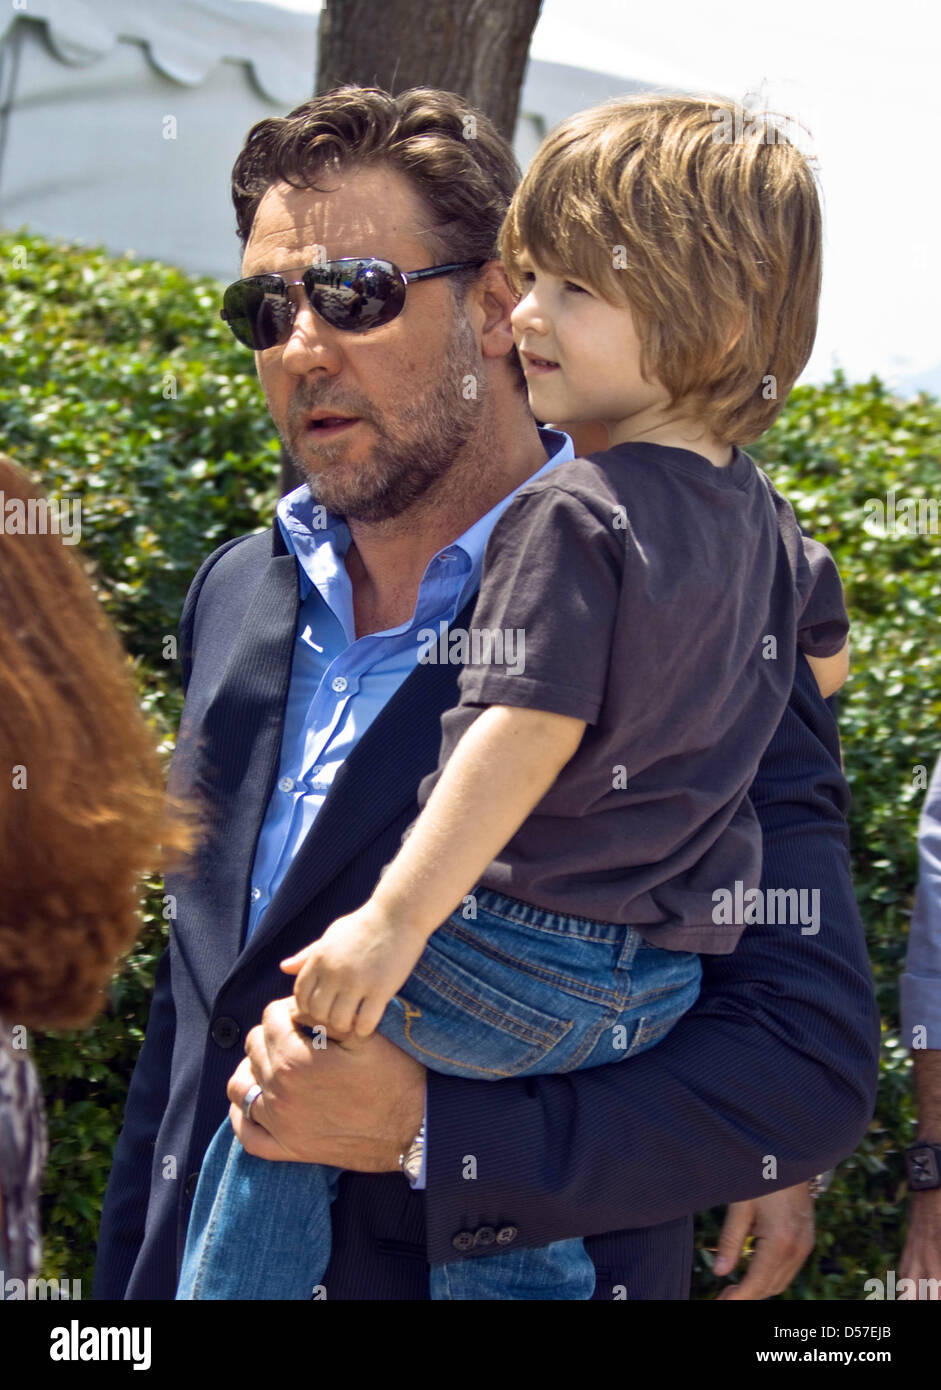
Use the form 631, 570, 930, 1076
466, 261, 518, 364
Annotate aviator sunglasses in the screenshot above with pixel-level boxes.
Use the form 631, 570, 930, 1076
220, 257, 485, 350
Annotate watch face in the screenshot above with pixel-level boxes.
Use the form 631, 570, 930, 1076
908, 1146, 941, 1189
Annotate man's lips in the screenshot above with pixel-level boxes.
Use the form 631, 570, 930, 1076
302, 411, 361, 436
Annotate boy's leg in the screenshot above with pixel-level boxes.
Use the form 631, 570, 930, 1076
431, 1237, 596, 1301
176, 1119, 340, 1300
376, 890, 702, 1301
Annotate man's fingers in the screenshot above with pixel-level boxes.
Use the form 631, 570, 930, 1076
226, 1055, 258, 1108
719, 1224, 814, 1300
718, 1241, 787, 1300
713, 1200, 754, 1276
229, 1101, 289, 1159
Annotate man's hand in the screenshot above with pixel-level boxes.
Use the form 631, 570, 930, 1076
281, 907, 427, 1038
227, 995, 425, 1171
712, 1184, 816, 1299
899, 1188, 941, 1296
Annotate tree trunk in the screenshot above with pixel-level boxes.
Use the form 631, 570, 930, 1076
316, 0, 542, 139
278, 0, 541, 494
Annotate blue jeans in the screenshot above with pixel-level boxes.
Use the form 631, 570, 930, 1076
177, 888, 702, 1301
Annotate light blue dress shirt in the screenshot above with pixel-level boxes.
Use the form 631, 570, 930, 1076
244, 428, 576, 1185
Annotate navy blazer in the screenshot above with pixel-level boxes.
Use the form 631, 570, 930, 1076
94, 518, 880, 1300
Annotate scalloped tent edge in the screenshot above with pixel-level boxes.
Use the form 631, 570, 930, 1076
0, 0, 317, 107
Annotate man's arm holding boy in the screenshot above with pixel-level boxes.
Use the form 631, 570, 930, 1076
233, 654, 879, 1276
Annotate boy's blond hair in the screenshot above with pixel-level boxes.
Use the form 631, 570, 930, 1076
499, 94, 822, 444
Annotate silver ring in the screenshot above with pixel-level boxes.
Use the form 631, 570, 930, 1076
242, 1083, 263, 1121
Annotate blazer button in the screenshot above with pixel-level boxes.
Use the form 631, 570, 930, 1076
451, 1230, 476, 1252
474, 1226, 497, 1247
211, 1016, 240, 1048
183, 1173, 200, 1201
496, 1225, 518, 1246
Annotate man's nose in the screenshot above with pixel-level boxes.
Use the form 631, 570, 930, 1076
279, 287, 343, 374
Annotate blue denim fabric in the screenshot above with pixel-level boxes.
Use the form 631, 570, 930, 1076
177, 889, 702, 1300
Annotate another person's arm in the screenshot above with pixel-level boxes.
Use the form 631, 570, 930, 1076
899, 755, 941, 1292
806, 638, 850, 699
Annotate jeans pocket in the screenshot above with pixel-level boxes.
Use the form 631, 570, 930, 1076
388, 934, 574, 1078
438, 905, 625, 1008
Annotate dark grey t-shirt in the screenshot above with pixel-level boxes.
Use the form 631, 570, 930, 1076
415, 442, 849, 954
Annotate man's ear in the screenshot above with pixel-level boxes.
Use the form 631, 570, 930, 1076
467, 260, 518, 365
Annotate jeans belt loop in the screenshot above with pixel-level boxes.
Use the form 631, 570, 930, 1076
617, 923, 642, 970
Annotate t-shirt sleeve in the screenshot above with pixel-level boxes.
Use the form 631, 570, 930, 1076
457, 483, 623, 723
796, 533, 850, 658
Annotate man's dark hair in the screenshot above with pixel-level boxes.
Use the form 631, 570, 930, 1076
231, 85, 526, 387
232, 85, 518, 263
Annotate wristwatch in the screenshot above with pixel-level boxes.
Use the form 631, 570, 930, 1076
399, 1121, 425, 1184
904, 1141, 941, 1191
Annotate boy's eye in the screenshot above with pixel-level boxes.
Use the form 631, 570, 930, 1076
564, 280, 589, 294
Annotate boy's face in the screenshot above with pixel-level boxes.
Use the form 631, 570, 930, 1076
510, 251, 668, 441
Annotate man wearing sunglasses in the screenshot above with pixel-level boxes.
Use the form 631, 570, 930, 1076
95, 85, 878, 1302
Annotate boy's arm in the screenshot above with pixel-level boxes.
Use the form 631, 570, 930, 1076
422, 653, 880, 1265
372, 704, 586, 937
284, 704, 586, 1033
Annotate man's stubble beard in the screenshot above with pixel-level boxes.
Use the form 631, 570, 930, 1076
279, 303, 488, 524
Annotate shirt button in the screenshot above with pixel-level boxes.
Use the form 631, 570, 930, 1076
496, 1225, 518, 1246
311, 765, 323, 777
210, 1016, 240, 1049
278, 776, 295, 792
331, 675, 348, 693
250, 887, 262, 902
451, 1230, 476, 1252
474, 1226, 497, 1248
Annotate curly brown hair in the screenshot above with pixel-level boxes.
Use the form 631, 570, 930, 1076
229, 84, 527, 390
0, 458, 197, 1029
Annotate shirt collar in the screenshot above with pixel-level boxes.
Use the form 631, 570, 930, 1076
276, 425, 575, 623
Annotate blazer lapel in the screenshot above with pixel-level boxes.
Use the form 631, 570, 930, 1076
191, 528, 300, 981
240, 591, 479, 962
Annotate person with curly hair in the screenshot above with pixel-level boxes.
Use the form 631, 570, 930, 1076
0, 456, 194, 1282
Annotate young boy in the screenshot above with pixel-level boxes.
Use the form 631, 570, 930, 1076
177, 94, 850, 1301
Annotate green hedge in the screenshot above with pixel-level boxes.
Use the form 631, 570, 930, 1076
1, 230, 937, 1298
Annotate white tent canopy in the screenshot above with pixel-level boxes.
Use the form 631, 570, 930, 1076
0, 0, 646, 280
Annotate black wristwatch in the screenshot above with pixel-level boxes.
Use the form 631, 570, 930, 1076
904, 1141, 941, 1191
